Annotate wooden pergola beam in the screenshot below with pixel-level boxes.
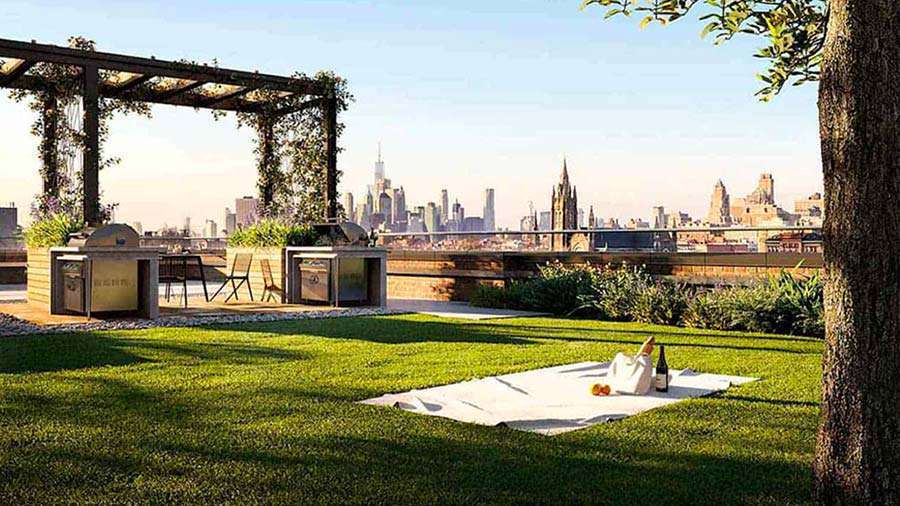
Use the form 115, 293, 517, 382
199, 85, 259, 108
151, 80, 207, 102
0, 59, 35, 86
270, 97, 324, 117
0, 38, 326, 96
106, 74, 154, 97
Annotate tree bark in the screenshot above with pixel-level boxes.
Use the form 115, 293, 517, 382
815, 1, 900, 503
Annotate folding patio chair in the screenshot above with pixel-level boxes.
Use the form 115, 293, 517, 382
260, 258, 282, 303
159, 255, 188, 307
211, 253, 253, 302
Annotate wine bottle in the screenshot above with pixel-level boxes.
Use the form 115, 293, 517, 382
655, 345, 669, 392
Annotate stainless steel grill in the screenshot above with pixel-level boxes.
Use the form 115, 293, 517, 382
57, 224, 144, 315
312, 222, 368, 247
67, 223, 140, 248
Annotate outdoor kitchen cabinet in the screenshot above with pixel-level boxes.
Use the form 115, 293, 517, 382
48, 224, 160, 318
285, 247, 387, 308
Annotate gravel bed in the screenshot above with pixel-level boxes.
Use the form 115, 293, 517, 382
0, 307, 406, 337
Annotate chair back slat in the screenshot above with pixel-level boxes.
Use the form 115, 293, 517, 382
260, 258, 273, 286
159, 256, 183, 282
232, 253, 253, 276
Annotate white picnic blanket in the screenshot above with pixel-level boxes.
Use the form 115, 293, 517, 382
361, 361, 757, 435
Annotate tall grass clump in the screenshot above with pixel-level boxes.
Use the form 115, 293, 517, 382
630, 281, 691, 326
227, 219, 318, 248
23, 213, 83, 248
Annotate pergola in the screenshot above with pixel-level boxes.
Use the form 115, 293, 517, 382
0, 37, 339, 226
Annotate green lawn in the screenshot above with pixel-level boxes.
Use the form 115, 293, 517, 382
0, 314, 822, 504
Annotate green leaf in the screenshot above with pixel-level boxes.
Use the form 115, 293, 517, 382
700, 21, 718, 39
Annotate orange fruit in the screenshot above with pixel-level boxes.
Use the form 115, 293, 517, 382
591, 383, 610, 396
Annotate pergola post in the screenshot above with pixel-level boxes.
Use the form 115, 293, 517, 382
82, 64, 100, 226
323, 95, 337, 221
258, 113, 277, 212
40, 92, 59, 197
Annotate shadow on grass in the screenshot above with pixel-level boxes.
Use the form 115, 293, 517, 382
492, 321, 825, 343
4, 416, 812, 504
206, 315, 818, 355
0, 331, 308, 374
200, 316, 540, 346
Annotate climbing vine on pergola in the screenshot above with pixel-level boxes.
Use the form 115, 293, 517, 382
0, 37, 348, 226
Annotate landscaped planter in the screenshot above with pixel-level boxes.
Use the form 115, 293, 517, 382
224, 246, 286, 303
26, 247, 51, 308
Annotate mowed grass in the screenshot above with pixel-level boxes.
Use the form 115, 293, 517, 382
0, 314, 821, 504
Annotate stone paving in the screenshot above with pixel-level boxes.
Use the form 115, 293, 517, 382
0, 306, 404, 337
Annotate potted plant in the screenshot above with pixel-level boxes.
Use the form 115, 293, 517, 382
22, 213, 83, 307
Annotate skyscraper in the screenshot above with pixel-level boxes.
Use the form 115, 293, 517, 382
235, 196, 259, 229
342, 192, 354, 221
652, 206, 666, 229
392, 187, 407, 225
706, 180, 732, 226
379, 192, 393, 226
551, 158, 577, 250
354, 202, 370, 229
538, 211, 551, 231
374, 142, 385, 183
452, 199, 464, 224
203, 219, 217, 238
0, 203, 17, 238
746, 173, 775, 205
440, 189, 449, 226
224, 208, 237, 235
424, 202, 440, 236
483, 188, 495, 232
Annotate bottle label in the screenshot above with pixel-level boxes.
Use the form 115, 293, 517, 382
656, 373, 667, 389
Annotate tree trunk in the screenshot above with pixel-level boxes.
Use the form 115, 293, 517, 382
814, 0, 900, 503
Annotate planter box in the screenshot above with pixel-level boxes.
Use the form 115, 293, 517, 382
223, 247, 286, 303
26, 247, 51, 308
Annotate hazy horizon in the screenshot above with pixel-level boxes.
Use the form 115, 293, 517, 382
0, 0, 823, 230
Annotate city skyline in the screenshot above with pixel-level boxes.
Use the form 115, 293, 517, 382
0, 1, 822, 230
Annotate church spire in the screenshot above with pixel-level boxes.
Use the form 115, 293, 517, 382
560, 156, 569, 184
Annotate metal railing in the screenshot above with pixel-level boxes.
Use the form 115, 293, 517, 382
376, 225, 823, 253
138, 236, 227, 253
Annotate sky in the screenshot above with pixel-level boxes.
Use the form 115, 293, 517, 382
0, 0, 822, 230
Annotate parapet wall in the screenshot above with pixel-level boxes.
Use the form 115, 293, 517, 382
386, 250, 823, 302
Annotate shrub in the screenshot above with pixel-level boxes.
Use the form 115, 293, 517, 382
23, 213, 83, 248
683, 289, 732, 330
227, 219, 317, 248
769, 270, 825, 337
720, 284, 784, 333
469, 282, 528, 310
468, 261, 825, 339
577, 263, 651, 320
630, 281, 691, 326
521, 261, 597, 315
